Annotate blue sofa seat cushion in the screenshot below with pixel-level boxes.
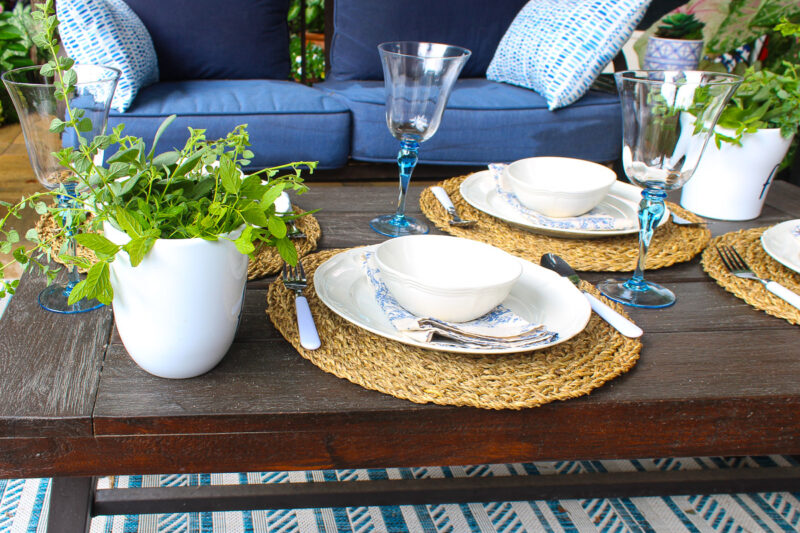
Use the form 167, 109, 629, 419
123, 0, 290, 81
110, 80, 351, 169
316, 78, 622, 165
328, 0, 528, 81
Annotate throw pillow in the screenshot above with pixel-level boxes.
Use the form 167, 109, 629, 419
487, 0, 651, 110
57, 0, 159, 113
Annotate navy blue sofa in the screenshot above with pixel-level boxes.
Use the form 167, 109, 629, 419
108, 0, 682, 173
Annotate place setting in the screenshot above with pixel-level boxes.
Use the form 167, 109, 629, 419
702, 223, 800, 325
419, 161, 711, 273
267, 233, 642, 410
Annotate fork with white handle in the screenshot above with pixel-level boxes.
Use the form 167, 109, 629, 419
716, 245, 800, 310
282, 261, 321, 350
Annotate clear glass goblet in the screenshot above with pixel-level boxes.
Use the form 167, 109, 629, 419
599, 70, 741, 308
2, 64, 120, 314
370, 42, 471, 237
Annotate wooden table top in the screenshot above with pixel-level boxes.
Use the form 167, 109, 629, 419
1, 179, 799, 480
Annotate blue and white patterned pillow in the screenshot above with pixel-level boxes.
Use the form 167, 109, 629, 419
487, 0, 650, 110
57, 0, 158, 112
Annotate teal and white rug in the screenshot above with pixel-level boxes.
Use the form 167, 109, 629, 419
2, 456, 799, 532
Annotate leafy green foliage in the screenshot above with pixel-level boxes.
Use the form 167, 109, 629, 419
0, 0, 317, 305
655, 13, 705, 40
0, 1, 35, 124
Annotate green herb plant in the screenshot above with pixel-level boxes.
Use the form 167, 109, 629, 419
0, 0, 316, 304
700, 18, 800, 147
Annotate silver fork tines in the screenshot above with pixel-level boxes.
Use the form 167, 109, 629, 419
282, 261, 321, 350
716, 245, 800, 310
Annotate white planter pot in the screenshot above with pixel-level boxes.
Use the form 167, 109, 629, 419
104, 223, 248, 379
680, 128, 794, 221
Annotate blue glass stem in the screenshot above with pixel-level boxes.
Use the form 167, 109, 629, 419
57, 182, 81, 295
393, 139, 419, 223
626, 188, 667, 292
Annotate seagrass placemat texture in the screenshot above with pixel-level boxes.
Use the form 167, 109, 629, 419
267, 248, 642, 410
702, 227, 800, 325
35, 208, 321, 280
419, 175, 710, 272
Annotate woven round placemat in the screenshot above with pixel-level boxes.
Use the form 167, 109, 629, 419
419, 175, 710, 272
702, 227, 800, 325
34, 208, 321, 280
266, 248, 642, 410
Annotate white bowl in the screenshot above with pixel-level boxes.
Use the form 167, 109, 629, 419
373, 235, 522, 322
504, 157, 617, 217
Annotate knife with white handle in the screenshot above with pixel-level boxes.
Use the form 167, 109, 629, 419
540, 253, 643, 338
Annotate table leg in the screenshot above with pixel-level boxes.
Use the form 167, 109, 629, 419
48, 476, 95, 533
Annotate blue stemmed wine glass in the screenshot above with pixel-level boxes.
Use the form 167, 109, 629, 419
2, 64, 120, 313
599, 70, 741, 308
370, 42, 471, 237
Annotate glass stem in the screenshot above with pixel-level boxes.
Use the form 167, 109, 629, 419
393, 139, 419, 222
58, 182, 80, 293
627, 188, 667, 291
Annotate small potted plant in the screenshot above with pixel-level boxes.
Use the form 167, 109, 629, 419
681, 18, 800, 220
0, 0, 316, 378
643, 12, 706, 70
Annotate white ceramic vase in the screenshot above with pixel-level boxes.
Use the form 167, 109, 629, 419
104, 223, 248, 379
680, 128, 794, 221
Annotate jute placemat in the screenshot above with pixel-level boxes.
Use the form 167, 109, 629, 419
419, 175, 710, 272
266, 248, 642, 410
34, 208, 321, 280
702, 227, 800, 325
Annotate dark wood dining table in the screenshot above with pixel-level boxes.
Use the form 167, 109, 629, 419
2, 178, 800, 532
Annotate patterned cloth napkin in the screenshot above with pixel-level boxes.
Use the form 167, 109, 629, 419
489, 163, 636, 231
362, 252, 558, 349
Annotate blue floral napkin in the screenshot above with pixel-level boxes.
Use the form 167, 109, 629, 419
362, 252, 558, 350
489, 163, 636, 231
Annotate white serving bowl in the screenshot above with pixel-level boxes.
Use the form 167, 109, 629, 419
373, 235, 522, 322
504, 157, 617, 217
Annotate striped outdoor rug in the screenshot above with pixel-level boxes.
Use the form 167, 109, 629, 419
2, 456, 799, 532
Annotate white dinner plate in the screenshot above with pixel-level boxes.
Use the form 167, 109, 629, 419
459, 170, 669, 238
761, 220, 800, 275
313, 246, 591, 354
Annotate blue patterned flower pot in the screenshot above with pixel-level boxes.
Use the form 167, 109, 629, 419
643, 36, 703, 70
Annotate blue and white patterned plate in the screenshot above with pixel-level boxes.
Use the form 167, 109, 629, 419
313, 246, 590, 354
761, 220, 800, 275
460, 170, 670, 238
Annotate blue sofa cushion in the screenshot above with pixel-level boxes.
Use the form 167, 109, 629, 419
316, 78, 622, 165
328, 0, 528, 81
110, 80, 351, 169
122, 0, 289, 81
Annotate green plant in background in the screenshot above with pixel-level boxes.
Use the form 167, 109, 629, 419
0, 0, 35, 124
0, 0, 316, 302
288, 0, 325, 82
655, 13, 705, 39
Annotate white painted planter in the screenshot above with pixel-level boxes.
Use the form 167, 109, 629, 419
680, 128, 794, 221
104, 223, 248, 379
